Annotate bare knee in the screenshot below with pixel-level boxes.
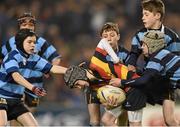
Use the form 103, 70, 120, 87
129, 121, 142, 126
101, 114, 116, 126
164, 116, 179, 126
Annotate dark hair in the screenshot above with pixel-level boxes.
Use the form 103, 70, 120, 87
15, 29, 35, 43
142, 0, 165, 21
17, 12, 36, 26
100, 22, 119, 36
15, 29, 36, 54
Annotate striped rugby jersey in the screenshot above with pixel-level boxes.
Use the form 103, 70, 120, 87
127, 25, 180, 66
89, 46, 138, 82
0, 49, 52, 99
1, 36, 60, 97
146, 49, 180, 89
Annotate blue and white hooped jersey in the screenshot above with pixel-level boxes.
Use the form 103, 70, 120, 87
1, 36, 60, 97
146, 49, 180, 88
127, 25, 180, 66
0, 49, 52, 99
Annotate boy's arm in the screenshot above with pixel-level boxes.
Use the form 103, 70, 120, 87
37, 37, 61, 64
110, 69, 160, 88
12, 72, 46, 96
50, 65, 67, 74
126, 34, 142, 69
98, 38, 120, 63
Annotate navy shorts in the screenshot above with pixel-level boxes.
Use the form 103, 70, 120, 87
122, 88, 147, 111
24, 89, 39, 107
85, 89, 101, 104
143, 76, 175, 105
0, 98, 29, 120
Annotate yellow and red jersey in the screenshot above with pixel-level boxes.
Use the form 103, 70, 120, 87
89, 47, 139, 90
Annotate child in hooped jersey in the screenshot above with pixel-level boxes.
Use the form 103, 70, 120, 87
0, 29, 67, 126
126, 0, 180, 126
1, 12, 61, 125
110, 30, 180, 126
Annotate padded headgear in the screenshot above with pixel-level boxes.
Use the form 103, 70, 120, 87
15, 29, 36, 55
142, 30, 166, 54
17, 12, 36, 25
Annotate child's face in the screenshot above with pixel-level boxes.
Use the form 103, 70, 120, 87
101, 30, 120, 50
20, 19, 35, 31
142, 9, 160, 29
141, 42, 149, 57
23, 35, 36, 55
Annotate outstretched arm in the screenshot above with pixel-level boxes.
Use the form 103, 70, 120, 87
50, 65, 67, 74
110, 69, 160, 88
12, 72, 46, 96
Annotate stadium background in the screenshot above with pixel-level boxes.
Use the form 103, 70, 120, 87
0, 0, 179, 126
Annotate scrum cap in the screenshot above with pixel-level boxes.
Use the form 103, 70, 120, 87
142, 30, 166, 54
17, 12, 36, 25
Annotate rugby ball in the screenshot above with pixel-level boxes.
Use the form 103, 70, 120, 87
97, 85, 126, 107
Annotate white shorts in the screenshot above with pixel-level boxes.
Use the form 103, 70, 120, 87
105, 106, 123, 118
128, 109, 143, 122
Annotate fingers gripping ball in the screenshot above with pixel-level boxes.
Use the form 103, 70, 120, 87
97, 85, 126, 108
64, 65, 88, 88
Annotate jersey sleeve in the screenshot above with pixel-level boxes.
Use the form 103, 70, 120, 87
97, 38, 119, 63
34, 55, 53, 74
37, 37, 61, 62
126, 35, 142, 66
3, 54, 19, 74
165, 28, 180, 55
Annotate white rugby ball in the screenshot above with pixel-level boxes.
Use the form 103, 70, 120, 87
97, 85, 126, 107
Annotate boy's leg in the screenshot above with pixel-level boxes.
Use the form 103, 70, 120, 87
0, 110, 8, 126
10, 120, 22, 126
10, 92, 39, 126
128, 109, 143, 126
163, 99, 179, 126
0, 98, 8, 126
101, 107, 129, 126
17, 112, 38, 126
116, 110, 128, 126
88, 103, 101, 126
101, 111, 117, 126
86, 89, 101, 126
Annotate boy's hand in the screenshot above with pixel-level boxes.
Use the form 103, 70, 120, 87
109, 78, 121, 87
102, 96, 118, 109
74, 80, 89, 89
127, 65, 136, 72
32, 86, 47, 96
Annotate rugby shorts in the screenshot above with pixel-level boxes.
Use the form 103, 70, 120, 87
128, 109, 143, 122
123, 88, 147, 111
0, 97, 29, 120
85, 89, 101, 104
24, 88, 40, 107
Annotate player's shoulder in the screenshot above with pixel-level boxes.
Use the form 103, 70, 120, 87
9, 36, 15, 41
5, 36, 15, 44
164, 26, 179, 39
118, 45, 129, 53
134, 27, 147, 36
5, 49, 19, 60
36, 36, 46, 43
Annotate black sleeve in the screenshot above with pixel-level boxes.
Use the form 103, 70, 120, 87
121, 69, 160, 88
126, 52, 140, 66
